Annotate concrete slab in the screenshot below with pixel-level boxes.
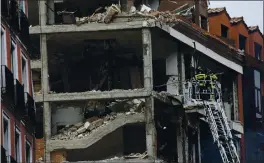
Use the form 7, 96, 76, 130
63, 159, 165, 163
230, 121, 244, 134
34, 89, 151, 102
47, 113, 145, 151
29, 20, 155, 34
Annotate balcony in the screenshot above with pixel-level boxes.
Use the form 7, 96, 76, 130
1, 65, 15, 107
14, 79, 26, 119
24, 92, 36, 132
1, 146, 7, 163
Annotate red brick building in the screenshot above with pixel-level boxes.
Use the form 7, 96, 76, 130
1, 0, 36, 163
208, 7, 264, 163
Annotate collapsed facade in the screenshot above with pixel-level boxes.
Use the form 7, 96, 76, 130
28, 0, 245, 163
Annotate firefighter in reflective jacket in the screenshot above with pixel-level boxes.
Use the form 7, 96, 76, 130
195, 67, 207, 88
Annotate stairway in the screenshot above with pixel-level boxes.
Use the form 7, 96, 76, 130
204, 101, 240, 163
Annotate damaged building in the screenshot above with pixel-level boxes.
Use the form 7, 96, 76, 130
27, 0, 246, 163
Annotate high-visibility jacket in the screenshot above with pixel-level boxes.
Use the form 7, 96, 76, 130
195, 73, 207, 86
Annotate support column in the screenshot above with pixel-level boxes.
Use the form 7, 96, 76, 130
47, 0, 55, 25
177, 122, 184, 163
197, 122, 201, 163
142, 28, 156, 158
41, 34, 51, 162
183, 127, 189, 163
166, 52, 179, 95
180, 52, 185, 94
39, 0, 47, 25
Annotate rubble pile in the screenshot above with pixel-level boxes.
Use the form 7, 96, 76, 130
75, 4, 184, 26
51, 98, 145, 140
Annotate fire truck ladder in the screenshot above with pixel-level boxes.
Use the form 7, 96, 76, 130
203, 100, 240, 163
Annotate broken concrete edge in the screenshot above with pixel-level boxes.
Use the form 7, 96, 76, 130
29, 20, 156, 34
60, 159, 165, 163
152, 91, 183, 106
31, 59, 41, 69
47, 113, 145, 151
34, 89, 152, 102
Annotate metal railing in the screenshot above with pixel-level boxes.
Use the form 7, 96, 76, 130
1, 65, 15, 106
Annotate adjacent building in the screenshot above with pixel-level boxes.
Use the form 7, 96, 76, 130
1, 0, 36, 162
208, 7, 264, 163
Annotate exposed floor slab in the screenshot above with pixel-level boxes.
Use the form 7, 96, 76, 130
63, 159, 165, 163
35, 89, 151, 102
47, 113, 145, 151
29, 20, 155, 34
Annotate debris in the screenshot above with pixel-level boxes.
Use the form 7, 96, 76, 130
104, 4, 121, 24
124, 151, 148, 159
140, 4, 151, 12
76, 126, 86, 134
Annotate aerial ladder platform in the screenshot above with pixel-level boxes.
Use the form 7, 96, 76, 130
183, 74, 240, 163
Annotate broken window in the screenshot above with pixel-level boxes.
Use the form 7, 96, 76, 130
3, 114, 10, 157
239, 34, 247, 51
200, 15, 208, 31
221, 24, 229, 38
255, 42, 262, 60
21, 54, 29, 92
254, 70, 262, 119
14, 128, 21, 162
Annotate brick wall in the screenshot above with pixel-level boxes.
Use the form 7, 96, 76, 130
35, 138, 45, 161
51, 151, 67, 163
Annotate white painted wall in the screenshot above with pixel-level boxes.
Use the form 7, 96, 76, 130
51, 106, 83, 134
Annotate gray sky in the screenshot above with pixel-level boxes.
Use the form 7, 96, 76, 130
209, 1, 264, 33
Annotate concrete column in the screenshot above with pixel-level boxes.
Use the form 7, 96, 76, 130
47, 0, 55, 25
183, 127, 189, 163
41, 34, 51, 162
142, 28, 156, 158
142, 28, 153, 90
197, 123, 201, 163
39, 0, 47, 25
177, 122, 184, 163
233, 78, 239, 121
180, 52, 185, 94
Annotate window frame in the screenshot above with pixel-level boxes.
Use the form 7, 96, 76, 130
1, 26, 7, 66
239, 34, 247, 51
21, 52, 29, 93
25, 140, 32, 163
14, 127, 22, 163
254, 42, 262, 60
11, 40, 18, 80
221, 24, 229, 38
254, 70, 262, 118
2, 112, 11, 158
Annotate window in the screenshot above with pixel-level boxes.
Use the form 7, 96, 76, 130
3, 113, 11, 158
1, 28, 7, 65
254, 70, 262, 118
239, 34, 247, 51
11, 41, 18, 80
221, 24, 229, 38
21, 54, 29, 92
14, 128, 21, 162
25, 141, 32, 163
200, 15, 208, 31
255, 42, 262, 60
19, 0, 26, 13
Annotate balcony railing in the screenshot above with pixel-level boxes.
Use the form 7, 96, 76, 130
1, 146, 7, 163
1, 65, 15, 106
25, 93, 36, 128
14, 79, 26, 119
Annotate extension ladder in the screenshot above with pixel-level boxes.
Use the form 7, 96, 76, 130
204, 101, 240, 163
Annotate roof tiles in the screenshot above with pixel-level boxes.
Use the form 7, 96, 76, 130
208, 7, 225, 14
230, 16, 244, 24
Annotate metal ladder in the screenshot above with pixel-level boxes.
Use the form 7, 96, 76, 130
204, 101, 240, 163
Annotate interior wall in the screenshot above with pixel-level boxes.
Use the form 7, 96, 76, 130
66, 127, 124, 161
51, 105, 84, 135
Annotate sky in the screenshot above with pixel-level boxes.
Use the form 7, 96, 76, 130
209, 1, 264, 33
